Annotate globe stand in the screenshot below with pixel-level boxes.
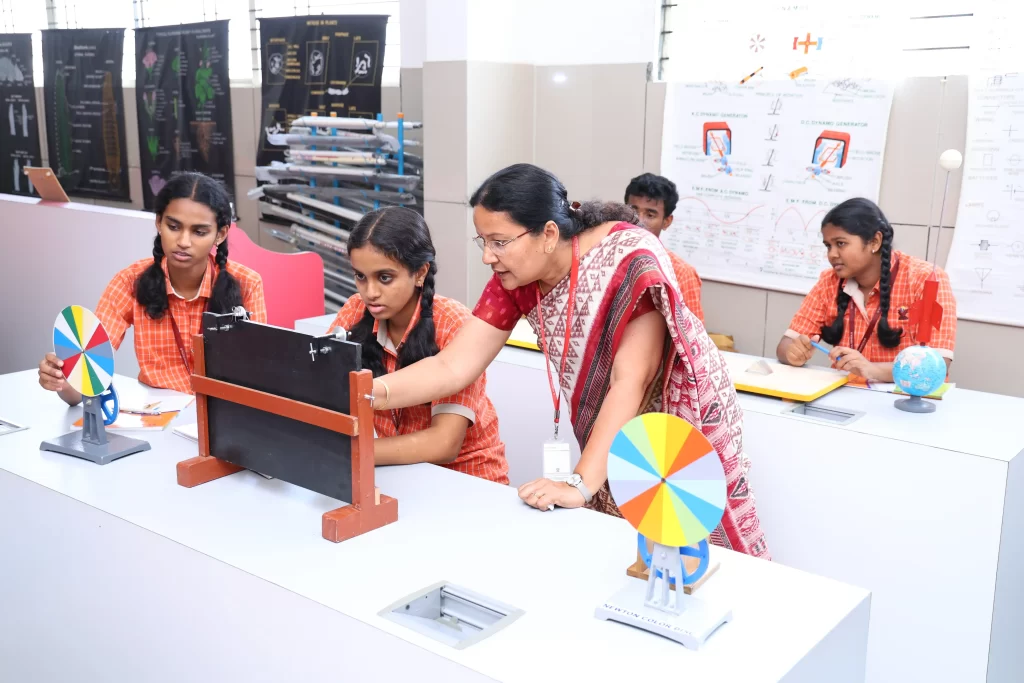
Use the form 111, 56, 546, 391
596, 542, 733, 649
894, 395, 936, 414
40, 387, 151, 465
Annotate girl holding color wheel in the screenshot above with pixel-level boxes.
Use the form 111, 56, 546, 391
38, 173, 267, 405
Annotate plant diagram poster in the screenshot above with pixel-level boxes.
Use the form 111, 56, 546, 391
659, 78, 893, 294
257, 15, 388, 167
42, 28, 130, 201
0, 34, 42, 196
135, 20, 235, 211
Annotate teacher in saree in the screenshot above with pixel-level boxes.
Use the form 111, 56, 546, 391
367, 164, 769, 558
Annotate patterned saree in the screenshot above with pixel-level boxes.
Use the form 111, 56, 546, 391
507, 225, 771, 559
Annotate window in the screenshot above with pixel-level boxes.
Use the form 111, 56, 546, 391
0, 0, 48, 81
47, 0, 137, 83
134, 0, 252, 83
30, 0, 400, 86
659, 1, 976, 81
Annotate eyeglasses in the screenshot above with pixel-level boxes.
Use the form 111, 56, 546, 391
471, 231, 529, 255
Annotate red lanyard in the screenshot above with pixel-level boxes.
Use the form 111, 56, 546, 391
535, 236, 580, 440
168, 312, 193, 374
845, 256, 900, 353
168, 300, 210, 375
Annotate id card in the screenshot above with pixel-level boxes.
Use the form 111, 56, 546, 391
542, 439, 572, 482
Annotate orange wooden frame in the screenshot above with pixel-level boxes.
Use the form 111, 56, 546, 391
176, 334, 398, 542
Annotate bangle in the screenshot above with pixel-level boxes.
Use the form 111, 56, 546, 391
375, 378, 391, 410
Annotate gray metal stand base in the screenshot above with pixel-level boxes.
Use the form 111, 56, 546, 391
40, 430, 151, 465
40, 394, 151, 465
894, 395, 937, 413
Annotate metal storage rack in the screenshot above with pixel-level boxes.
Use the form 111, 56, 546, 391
251, 113, 423, 311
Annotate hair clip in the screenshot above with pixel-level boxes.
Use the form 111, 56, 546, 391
569, 201, 582, 217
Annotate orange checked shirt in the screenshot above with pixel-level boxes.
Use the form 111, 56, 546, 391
95, 256, 267, 394
668, 251, 704, 322
786, 250, 957, 363
328, 295, 509, 485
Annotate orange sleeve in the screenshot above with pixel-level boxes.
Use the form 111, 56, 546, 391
787, 270, 837, 339
242, 275, 267, 324
430, 300, 484, 423
672, 256, 704, 322
930, 268, 958, 356
327, 296, 367, 334
94, 269, 135, 352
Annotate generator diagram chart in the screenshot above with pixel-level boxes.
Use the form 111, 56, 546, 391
41, 28, 130, 201
945, 70, 1024, 326
660, 78, 893, 293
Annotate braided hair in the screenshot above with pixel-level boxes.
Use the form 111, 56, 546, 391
819, 198, 903, 348
135, 172, 242, 319
470, 163, 640, 238
347, 206, 439, 378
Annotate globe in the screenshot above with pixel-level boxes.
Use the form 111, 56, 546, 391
892, 345, 946, 397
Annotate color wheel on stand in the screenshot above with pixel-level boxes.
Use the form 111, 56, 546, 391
53, 305, 114, 397
608, 413, 726, 548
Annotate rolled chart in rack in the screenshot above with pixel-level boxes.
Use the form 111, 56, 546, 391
52, 305, 114, 397
608, 413, 726, 548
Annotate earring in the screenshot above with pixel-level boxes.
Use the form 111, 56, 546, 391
545, 246, 554, 253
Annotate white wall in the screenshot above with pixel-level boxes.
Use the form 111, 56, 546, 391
417, 0, 660, 66
525, 0, 660, 66
0, 198, 152, 378
399, 0, 427, 68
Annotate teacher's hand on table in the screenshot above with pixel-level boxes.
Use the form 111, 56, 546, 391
38, 353, 66, 392
830, 346, 882, 381
518, 477, 585, 511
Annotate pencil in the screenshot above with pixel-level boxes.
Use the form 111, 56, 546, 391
740, 66, 763, 84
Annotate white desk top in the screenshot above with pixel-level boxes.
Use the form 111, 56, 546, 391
726, 354, 1024, 463
0, 370, 868, 683
491, 347, 1024, 464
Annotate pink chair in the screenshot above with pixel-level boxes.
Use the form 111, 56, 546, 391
227, 224, 325, 329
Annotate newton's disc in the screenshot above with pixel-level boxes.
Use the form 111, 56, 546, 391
608, 413, 726, 547
53, 305, 114, 397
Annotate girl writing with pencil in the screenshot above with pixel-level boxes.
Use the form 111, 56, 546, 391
327, 206, 509, 484
776, 197, 957, 381
37, 172, 267, 404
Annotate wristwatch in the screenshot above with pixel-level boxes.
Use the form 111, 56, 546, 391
566, 473, 593, 504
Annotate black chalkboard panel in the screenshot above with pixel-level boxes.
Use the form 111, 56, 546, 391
202, 313, 361, 503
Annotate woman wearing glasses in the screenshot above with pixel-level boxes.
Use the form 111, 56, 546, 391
364, 164, 769, 559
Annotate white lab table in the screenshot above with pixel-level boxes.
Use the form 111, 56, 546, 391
0, 370, 869, 683
486, 344, 1024, 683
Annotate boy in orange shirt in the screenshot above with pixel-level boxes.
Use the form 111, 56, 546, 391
624, 173, 704, 321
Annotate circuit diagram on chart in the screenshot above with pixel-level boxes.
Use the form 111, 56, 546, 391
660, 78, 893, 292
945, 67, 1024, 325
